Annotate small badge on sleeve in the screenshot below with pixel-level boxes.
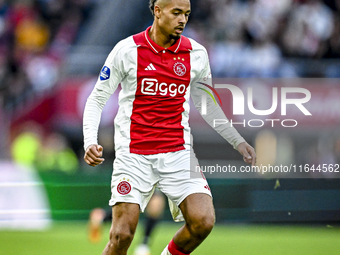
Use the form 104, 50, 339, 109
100, 66, 110, 80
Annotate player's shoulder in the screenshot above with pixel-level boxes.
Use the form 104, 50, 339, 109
186, 37, 208, 53
105, 35, 137, 63
184, 36, 209, 63
112, 36, 137, 53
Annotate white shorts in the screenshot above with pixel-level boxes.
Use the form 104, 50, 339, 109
109, 147, 212, 222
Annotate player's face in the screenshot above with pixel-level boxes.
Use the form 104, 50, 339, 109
157, 0, 191, 40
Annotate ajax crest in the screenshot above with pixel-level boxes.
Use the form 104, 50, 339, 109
173, 62, 186, 76
117, 180, 131, 195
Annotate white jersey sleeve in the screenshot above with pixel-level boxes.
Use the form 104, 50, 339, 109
83, 38, 130, 151
189, 39, 245, 149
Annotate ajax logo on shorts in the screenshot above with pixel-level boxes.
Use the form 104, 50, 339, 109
100, 66, 110, 80
117, 179, 131, 195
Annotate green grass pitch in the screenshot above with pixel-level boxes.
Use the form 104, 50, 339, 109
0, 221, 339, 254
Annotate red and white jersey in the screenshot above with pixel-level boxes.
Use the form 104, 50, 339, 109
83, 27, 245, 155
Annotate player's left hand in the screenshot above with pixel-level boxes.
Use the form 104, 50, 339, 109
237, 142, 256, 166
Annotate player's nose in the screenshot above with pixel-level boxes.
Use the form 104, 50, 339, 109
179, 14, 187, 24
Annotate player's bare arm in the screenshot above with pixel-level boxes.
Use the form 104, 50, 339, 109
84, 144, 105, 167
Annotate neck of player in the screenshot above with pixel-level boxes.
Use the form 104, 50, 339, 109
149, 25, 177, 49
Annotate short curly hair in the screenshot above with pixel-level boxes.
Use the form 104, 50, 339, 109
149, 0, 158, 16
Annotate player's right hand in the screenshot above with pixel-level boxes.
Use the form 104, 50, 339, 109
84, 144, 105, 167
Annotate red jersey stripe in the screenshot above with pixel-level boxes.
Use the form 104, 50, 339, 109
130, 27, 192, 155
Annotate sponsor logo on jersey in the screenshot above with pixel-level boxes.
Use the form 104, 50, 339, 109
141, 78, 187, 97
117, 180, 131, 195
100, 66, 110, 80
145, 63, 156, 71
173, 62, 186, 76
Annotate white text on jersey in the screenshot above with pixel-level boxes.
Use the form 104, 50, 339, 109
141, 78, 187, 97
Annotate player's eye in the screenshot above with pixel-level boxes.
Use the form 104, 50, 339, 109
174, 12, 180, 16
185, 13, 190, 17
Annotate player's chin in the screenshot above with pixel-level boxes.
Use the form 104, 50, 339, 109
170, 32, 182, 40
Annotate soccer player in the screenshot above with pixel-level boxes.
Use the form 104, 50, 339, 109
83, 0, 256, 254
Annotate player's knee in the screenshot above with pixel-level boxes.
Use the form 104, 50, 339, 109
109, 227, 135, 249
188, 213, 215, 240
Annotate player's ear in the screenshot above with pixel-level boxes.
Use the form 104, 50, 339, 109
154, 5, 162, 19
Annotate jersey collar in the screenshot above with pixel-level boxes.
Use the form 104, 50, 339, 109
144, 26, 182, 54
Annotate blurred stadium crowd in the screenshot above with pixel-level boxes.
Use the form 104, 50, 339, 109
0, 0, 93, 112
188, 0, 340, 78
2, 0, 340, 112
0, 0, 339, 171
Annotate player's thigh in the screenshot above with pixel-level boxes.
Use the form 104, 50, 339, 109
179, 193, 215, 226
110, 202, 140, 236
